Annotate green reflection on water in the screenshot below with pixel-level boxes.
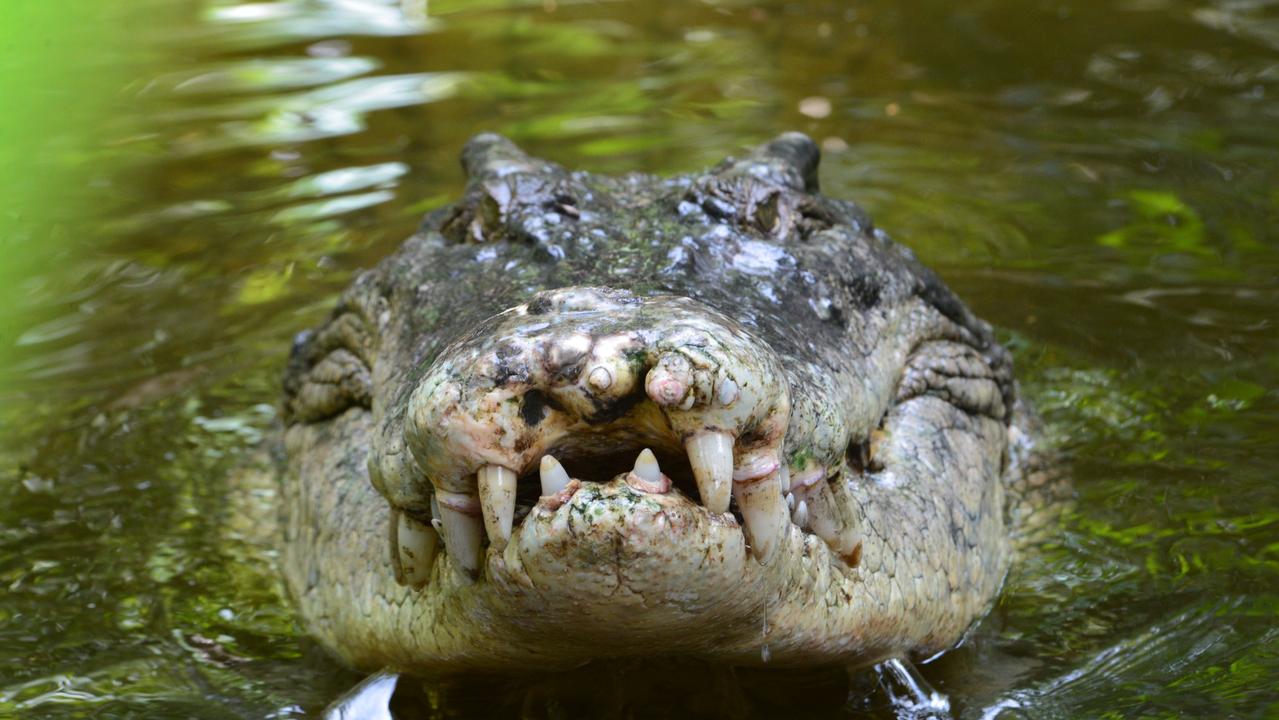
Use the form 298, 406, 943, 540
2, 0, 1278, 717
0, 1, 137, 399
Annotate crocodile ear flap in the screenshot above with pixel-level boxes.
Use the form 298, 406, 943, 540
460, 133, 539, 180
719, 132, 822, 194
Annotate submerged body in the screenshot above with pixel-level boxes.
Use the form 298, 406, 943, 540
276, 133, 1053, 673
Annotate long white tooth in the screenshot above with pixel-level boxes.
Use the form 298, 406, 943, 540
632, 448, 661, 484
394, 509, 439, 588
733, 469, 789, 564
685, 431, 733, 513
436, 492, 483, 579
626, 448, 670, 493
794, 499, 809, 529
539, 455, 570, 497
477, 465, 517, 550
805, 477, 863, 563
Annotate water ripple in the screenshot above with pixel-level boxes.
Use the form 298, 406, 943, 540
196, 0, 434, 50
165, 72, 466, 153
978, 599, 1266, 719
152, 56, 380, 96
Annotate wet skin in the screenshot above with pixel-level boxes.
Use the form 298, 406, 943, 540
276, 133, 1057, 673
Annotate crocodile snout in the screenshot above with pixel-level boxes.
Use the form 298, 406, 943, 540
376, 286, 812, 584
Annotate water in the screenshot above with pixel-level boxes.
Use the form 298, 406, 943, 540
2, 0, 1277, 717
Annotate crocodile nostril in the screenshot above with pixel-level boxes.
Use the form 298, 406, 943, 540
521, 389, 551, 427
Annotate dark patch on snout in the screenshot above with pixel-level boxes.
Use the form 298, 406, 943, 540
583, 389, 647, 425
526, 294, 554, 315
491, 341, 531, 385
844, 273, 882, 310
521, 389, 551, 426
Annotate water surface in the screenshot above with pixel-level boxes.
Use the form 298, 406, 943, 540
2, 0, 1277, 717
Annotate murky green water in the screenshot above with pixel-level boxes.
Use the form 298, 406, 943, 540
2, 0, 1277, 717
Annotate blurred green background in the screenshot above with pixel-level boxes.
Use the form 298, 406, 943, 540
2, 2, 118, 390
1, 0, 1277, 717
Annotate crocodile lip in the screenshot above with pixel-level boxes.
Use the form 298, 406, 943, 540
374, 286, 863, 590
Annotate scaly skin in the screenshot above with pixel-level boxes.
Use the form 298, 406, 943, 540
275, 133, 1058, 673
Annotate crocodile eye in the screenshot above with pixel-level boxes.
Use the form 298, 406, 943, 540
284, 311, 374, 424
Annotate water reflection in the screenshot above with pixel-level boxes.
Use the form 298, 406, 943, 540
977, 598, 1270, 719
164, 72, 467, 153
2, 0, 1277, 717
153, 57, 381, 96
196, 0, 434, 49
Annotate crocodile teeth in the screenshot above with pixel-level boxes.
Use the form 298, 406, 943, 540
716, 378, 739, 406
539, 455, 571, 497
477, 465, 517, 550
794, 498, 809, 529
803, 476, 862, 562
685, 431, 733, 513
733, 459, 788, 564
633, 448, 661, 483
733, 454, 780, 483
626, 448, 671, 493
392, 508, 439, 588
588, 365, 613, 390
436, 490, 483, 579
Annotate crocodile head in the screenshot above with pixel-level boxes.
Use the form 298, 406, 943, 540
278, 133, 1033, 673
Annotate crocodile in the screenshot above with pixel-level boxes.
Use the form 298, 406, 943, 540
275, 133, 1057, 678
